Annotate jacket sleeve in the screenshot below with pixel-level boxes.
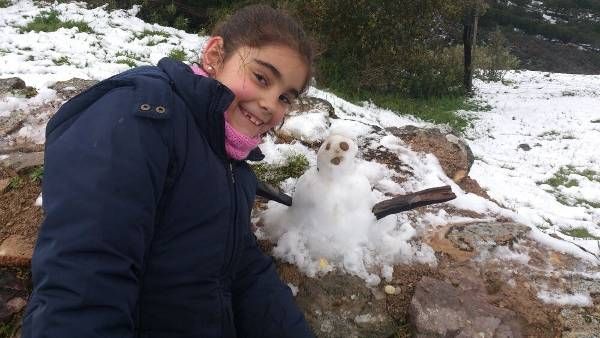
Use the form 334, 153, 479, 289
22, 86, 171, 338
232, 233, 315, 338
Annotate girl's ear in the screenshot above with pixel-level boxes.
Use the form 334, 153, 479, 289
202, 36, 225, 77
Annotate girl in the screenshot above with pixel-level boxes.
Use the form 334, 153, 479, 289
22, 5, 315, 338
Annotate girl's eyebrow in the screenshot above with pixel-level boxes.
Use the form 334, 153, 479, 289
253, 58, 300, 98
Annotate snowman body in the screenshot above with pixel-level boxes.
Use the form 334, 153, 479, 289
263, 135, 378, 269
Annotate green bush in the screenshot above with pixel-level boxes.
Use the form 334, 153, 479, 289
0, 0, 12, 8
475, 28, 519, 81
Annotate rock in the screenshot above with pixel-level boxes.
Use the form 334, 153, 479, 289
0, 178, 10, 193
50, 78, 98, 99
518, 143, 531, 151
561, 307, 600, 338
293, 272, 397, 338
289, 96, 336, 118
446, 222, 530, 252
0, 235, 34, 260
0, 77, 37, 98
410, 276, 522, 337
0, 78, 26, 94
0, 111, 27, 136
275, 96, 335, 145
0, 266, 30, 322
0, 152, 44, 173
387, 125, 474, 182
6, 297, 26, 314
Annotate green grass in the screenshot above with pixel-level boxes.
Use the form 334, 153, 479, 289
29, 166, 43, 183
53, 56, 70, 65
21, 10, 93, 33
115, 51, 140, 60
134, 29, 170, 39
560, 227, 600, 240
116, 58, 137, 68
0, 314, 20, 338
251, 153, 309, 187
539, 166, 580, 188
8, 176, 24, 190
538, 130, 560, 138
323, 86, 481, 132
168, 48, 187, 62
0, 0, 11, 8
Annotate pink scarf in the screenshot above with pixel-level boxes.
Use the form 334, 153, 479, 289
190, 64, 260, 160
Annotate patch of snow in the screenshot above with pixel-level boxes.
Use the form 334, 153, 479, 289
537, 290, 593, 307
287, 283, 299, 297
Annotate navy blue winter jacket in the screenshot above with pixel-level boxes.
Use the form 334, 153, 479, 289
22, 58, 314, 338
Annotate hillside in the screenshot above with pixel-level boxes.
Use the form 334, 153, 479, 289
481, 0, 600, 74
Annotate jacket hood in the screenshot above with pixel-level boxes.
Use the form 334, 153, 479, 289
158, 57, 233, 160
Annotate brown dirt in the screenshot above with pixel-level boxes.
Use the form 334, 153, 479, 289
457, 176, 491, 200
0, 166, 43, 262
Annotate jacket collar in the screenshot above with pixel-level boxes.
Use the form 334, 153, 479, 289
157, 58, 265, 162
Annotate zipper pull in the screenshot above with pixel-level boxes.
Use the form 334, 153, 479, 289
229, 162, 235, 183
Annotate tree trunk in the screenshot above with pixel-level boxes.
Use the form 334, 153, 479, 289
463, 16, 474, 95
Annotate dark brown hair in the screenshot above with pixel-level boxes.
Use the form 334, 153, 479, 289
211, 4, 313, 92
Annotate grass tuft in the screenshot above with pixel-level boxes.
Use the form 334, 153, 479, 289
7, 176, 24, 190
0, 0, 11, 8
561, 227, 600, 240
168, 48, 187, 62
21, 9, 92, 33
540, 166, 579, 188
29, 166, 44, 183
251, 154, 309, 187
53, 56, 70, 65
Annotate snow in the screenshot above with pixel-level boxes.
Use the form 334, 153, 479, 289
537, 290, 593, 307
1, 1, 599, 287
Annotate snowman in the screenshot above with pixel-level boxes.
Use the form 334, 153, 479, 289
261, 135, 384, 282
260, 134, 454, 283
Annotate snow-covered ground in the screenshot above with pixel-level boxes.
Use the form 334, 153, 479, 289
1, 1, 599, 285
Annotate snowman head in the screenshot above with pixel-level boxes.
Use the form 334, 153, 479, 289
317, 134, 358, 176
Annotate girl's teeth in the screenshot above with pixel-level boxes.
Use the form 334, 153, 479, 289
242, 109, 263, 126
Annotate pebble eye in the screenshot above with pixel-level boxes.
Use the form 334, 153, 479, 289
340, 142, 349, 151
325, 143, 331, 150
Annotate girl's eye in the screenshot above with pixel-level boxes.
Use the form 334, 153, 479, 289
279, 94, 292, 105
254, 73, 268, 86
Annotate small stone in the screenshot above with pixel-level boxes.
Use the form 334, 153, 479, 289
518, 143, 531, 151
318, 257, 330, 270
384, 285, 396, 295
0, 235, 34, 259
6, 297, 27, 313
0, 178, 10, 193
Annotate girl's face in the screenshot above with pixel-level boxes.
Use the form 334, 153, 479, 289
203, 37, 308, 138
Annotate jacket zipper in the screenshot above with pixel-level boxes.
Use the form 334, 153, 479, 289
222, 161, 238, 275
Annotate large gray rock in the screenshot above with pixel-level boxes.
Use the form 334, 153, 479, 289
50, 78, 98, 99
410, 277, 522, 337
446, 222, 530, 252
0, 78, 26, 94
387, 125, 474, 182
0, 111, 27, 137
275, 96, 336, 145
0, 152, 44, 173
295, 273, 397, 338
0, 77, 37, 98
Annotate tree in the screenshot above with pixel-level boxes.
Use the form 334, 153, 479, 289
463, 0, 489, 94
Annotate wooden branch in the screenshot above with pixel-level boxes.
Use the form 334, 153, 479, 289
372, 185, 456, 220
256, 181, 292, 206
